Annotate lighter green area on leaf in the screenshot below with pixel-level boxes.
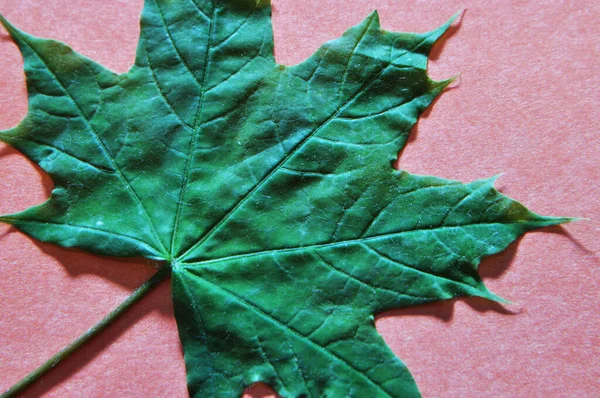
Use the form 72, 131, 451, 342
0, 1, 570, 397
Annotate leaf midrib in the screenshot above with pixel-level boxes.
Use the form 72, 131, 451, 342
1, 217, 161, 256
181, 221, 525, 267
168, 0, 217, 259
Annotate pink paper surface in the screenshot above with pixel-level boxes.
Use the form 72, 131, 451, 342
0, 0, 598, 397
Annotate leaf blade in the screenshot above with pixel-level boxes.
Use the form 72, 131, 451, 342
0, 2, 572, 397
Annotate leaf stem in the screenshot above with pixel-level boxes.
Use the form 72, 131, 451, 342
1, 264, 171, 398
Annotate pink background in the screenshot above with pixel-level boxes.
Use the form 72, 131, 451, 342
0, 0, 598, 397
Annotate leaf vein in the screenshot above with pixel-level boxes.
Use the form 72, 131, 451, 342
0, 134, 115, 174
2, 218, 160, 256
15, 32, 168, 255
170, 1, 216, 256
187, 271, 395, 397
184, 221, 525, 267
311, 250, 431, 301
178, 65, 390, 261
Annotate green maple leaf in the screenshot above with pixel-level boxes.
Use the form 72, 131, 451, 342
0, 1, 570, 396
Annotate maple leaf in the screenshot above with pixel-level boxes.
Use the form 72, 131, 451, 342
0, 0, 571, 397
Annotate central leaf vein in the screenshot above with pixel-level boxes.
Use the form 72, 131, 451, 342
170, 0, 216, 257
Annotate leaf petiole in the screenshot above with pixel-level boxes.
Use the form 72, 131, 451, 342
1, 264, 172, 398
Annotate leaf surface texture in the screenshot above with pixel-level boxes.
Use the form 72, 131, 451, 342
0, 1, 568, 396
